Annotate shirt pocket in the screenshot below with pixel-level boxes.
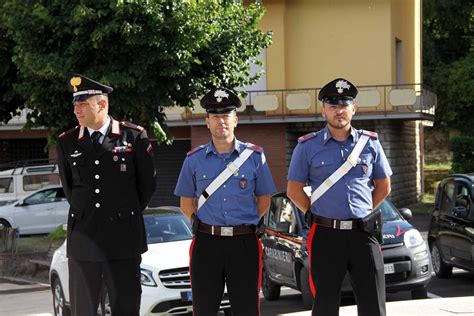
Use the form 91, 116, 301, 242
229, 166, 256, 194
68, 155, 85, 183
310, 152, 339, 181
353, 153, 374, 178
195, 169, 218, 195
113, 153, 132, 175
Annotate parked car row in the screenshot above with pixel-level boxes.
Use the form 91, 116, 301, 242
0, 170, 471, 314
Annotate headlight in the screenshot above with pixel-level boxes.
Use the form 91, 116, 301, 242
140, 269, 157, 287
404, 229, 423, 248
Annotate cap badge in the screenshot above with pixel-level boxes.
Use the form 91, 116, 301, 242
70, 76, 82, 92
335, 80, 351, 94
214, 89, 229, 103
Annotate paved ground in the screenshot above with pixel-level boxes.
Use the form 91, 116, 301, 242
280, 296, 474, 316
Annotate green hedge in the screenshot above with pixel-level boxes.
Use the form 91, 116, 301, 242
449, 136, 474, 173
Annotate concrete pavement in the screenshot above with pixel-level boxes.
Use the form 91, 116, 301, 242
279, 296, 474, 316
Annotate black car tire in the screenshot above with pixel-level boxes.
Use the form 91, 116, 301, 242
262, 269, 281, 301
52, 278, 70, 316
300, 267, 313, 310
411, 286, 428, 299
0, 219, 11, 228
430, 241, 453, 278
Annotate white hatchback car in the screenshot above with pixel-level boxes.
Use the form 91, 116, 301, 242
49, 206, 231, 316
0, 185, 68, 235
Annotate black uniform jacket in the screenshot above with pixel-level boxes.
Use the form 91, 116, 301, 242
56, 117, 156, 261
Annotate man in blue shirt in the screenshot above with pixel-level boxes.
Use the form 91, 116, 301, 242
287, 78, 392, 316
175, 87, 276, 316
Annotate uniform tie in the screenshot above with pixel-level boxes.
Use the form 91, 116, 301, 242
91, 131, 101, 151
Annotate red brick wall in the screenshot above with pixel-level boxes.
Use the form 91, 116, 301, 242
191, 123, 287, 191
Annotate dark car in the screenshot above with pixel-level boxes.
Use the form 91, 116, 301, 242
428, 173, 474, 278
261, 191, 432, 309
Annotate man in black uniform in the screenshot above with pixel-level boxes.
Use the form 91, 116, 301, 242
56, 74, 156, 316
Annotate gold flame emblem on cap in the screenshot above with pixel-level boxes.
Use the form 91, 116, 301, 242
70, 77, 82, 92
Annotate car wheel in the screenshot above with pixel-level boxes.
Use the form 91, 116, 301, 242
411, 287, 428, 299
300, 267, 313, 310
52, 278, 70, 316
98, 287, 112, 316
262, 268, 281, 301
0, 219, 11, 228
430, 242, 452, 278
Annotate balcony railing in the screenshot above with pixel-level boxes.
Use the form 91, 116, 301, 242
165, 83, 436, 126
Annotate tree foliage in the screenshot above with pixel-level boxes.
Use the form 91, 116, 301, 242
423, 0, 474, 134
0, 0, 272, 143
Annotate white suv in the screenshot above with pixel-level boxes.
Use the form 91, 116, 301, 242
49, 206, 231, 315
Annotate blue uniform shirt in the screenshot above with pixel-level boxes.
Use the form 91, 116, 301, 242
288, 126, 392, 220
174, 139, 276, 226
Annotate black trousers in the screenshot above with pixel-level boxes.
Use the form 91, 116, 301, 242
68, 256, 142, 316
308, 224, 386, 316
190, 232, 262, 316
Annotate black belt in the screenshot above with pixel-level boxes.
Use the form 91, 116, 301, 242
313, 215, 362, 230
198, 222, 256, 236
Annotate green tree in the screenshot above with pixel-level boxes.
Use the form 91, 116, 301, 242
423, 0, 474, 134
0, 0, 272, 144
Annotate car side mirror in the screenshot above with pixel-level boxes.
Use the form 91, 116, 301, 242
399, 208, 413, 220
276, 221, 291, 234
453, 206, 468, 218
15, 200, 27, 207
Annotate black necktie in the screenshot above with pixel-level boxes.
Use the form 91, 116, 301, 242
91, 131, 101, 151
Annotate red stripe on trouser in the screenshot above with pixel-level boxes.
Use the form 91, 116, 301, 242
307, 223, 317, 298
256, 235, 263, 316
189, 237, 196, 316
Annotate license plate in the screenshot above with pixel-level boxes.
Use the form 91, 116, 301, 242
384, 263, 395, 274
180, 291, 192, 302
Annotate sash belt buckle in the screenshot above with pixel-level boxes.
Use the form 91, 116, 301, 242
221, 226, 234, 236
338, 220, 353, 230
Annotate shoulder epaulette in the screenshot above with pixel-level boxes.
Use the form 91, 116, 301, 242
361, 130, 378, 139
120, 121, 144, 131
298, 132, 318, 143
187, 145, 206, 156
59, 126, 79, 138
246, 143, 263, 153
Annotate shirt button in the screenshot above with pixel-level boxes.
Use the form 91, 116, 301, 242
95, 160, 100, 165
95, 189, 100, 194
73, 162, 76, 166
223, 198, 227, 201
203, 175, 206, 178
95, 174, 100, 179
95, 203, 100, 208
223, 185, 226, 188
321, 162, 325, 165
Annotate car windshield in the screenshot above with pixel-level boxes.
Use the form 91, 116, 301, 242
380, 200, 403, 222
143, 211, 192, 244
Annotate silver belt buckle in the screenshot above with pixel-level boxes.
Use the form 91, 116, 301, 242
221, 226, 234, 236
339, 221, 353, 230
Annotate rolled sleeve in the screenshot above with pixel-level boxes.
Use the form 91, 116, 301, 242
255, 152, 276, 196
372, 140, 392, 179
287, 143, 309, 183
174, 157, 196, 197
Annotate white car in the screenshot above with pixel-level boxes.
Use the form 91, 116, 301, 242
49, 206, 231, 316
0, 185, 68, 235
